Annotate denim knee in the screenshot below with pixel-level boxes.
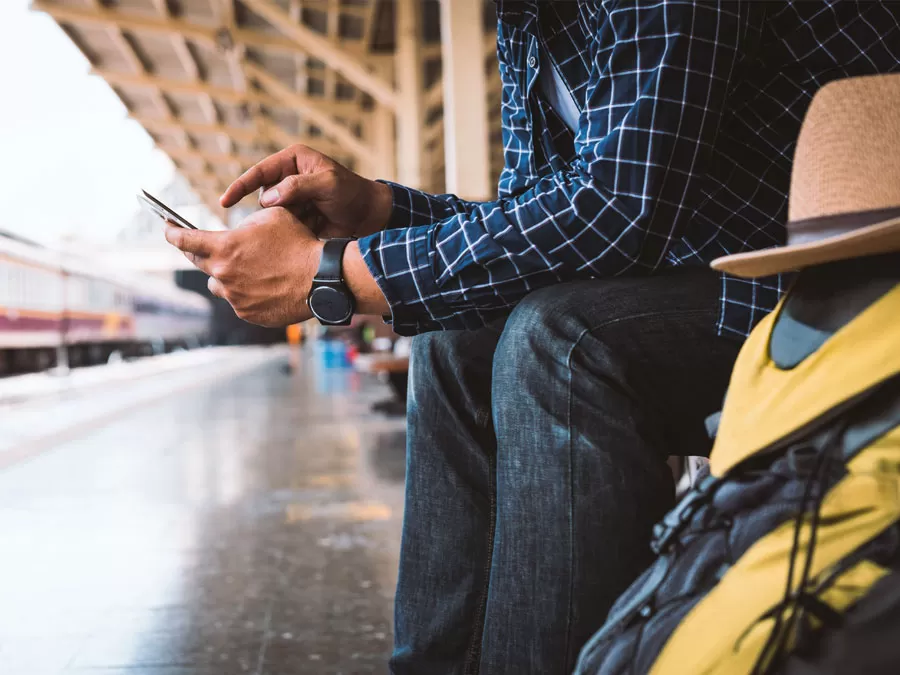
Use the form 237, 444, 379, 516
490, 288, 581, 430
492, 287, 577, 386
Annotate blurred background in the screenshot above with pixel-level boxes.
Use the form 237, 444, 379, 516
0, 1, 501, 672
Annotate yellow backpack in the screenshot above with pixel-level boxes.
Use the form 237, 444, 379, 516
576, 256, 900, 675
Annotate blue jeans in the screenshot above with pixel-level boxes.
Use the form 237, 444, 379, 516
391, 270, 741, 675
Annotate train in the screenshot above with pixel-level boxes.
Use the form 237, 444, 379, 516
0, 229, 211, 376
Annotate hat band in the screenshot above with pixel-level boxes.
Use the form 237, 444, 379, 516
788, 205, 900, 246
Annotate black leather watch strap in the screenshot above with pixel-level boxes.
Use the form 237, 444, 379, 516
315, 238, 353, 282
308, 238, 356, 326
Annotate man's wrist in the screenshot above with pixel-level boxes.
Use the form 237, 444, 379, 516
343, 241, 390, 316
301, 239, 326, 302
365, 180, 394, 234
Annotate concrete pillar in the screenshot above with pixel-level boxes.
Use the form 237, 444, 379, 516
439, 0, 491, 199
372, 104, 397, 181
394, 0, 425, 188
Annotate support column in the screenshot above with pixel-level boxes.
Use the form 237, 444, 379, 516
439, 0, 491, 200
395, 0, 425, 188
371, 104, 397, 181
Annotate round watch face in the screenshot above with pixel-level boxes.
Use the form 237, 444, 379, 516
309, 285, 353, 324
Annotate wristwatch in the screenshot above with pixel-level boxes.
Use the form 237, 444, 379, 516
307, 238, 355, 325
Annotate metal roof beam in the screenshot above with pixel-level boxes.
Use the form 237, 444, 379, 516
161, 145, 246, 175
176, 166, 228, 193
94, 68, 362, 120
239, 0, 397, 109
85, 0, 191, 154
152, 1, 227, 154
33, 1, 219, 45
287, 0, 309, 136
31, 1, 391, 71
256, 116, 352, 165
136, 115, 261, 145
139, 114, 345, 159
244, 62, 374, 164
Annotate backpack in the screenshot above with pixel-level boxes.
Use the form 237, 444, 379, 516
575, 262, 900, 675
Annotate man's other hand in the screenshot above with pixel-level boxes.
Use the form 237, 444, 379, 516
219, 144, 393, 239
164, 209, 323, 327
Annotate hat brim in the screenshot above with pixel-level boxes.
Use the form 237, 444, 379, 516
710, 215, 900, 278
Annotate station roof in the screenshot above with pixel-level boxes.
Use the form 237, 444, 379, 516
33, 0, 502, 217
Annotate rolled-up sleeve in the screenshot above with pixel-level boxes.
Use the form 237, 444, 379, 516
360, 1, 748, 335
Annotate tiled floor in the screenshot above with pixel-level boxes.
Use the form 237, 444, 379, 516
0, 347, 406, 674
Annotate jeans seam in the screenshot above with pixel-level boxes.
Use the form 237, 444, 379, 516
573, 308, 713, 336
463, 445, 496, 675
563, 346, 576, 673
561, 307, 711, 671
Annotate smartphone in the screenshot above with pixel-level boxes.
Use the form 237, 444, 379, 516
136, 189, 197, 229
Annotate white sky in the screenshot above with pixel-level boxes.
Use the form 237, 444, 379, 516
0, 0, 176, 246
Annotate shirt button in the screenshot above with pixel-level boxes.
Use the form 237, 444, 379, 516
528, 55, 537, 68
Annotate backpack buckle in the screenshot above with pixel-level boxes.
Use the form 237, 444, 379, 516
651, 474, 720, 554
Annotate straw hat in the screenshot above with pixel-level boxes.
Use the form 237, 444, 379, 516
711, 73, 900, 278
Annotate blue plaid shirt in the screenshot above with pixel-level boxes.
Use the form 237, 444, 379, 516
359, 0, 900, 338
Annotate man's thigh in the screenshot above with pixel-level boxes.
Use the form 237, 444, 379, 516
412, 267, 739, 458
493, 267, 740, 458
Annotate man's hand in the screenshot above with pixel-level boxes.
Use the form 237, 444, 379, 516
165, 208, 322, 327
164, 208, 391, 327
219, 144, 394, 239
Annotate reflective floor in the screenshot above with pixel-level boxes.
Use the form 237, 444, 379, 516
0, 347, 406, 674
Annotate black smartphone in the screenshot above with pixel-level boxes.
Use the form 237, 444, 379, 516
136, 189, 198, 230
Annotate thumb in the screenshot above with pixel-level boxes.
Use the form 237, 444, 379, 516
259, 171, 334, 208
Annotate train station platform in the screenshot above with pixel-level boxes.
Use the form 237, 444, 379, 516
0, 346, 405, 674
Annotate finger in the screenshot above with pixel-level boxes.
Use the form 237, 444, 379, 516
183, 250, 214, 276
220, 146, 310, 207
165, 223, 221, 257
207, 276, 225, 298
258, 172, 330, 208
